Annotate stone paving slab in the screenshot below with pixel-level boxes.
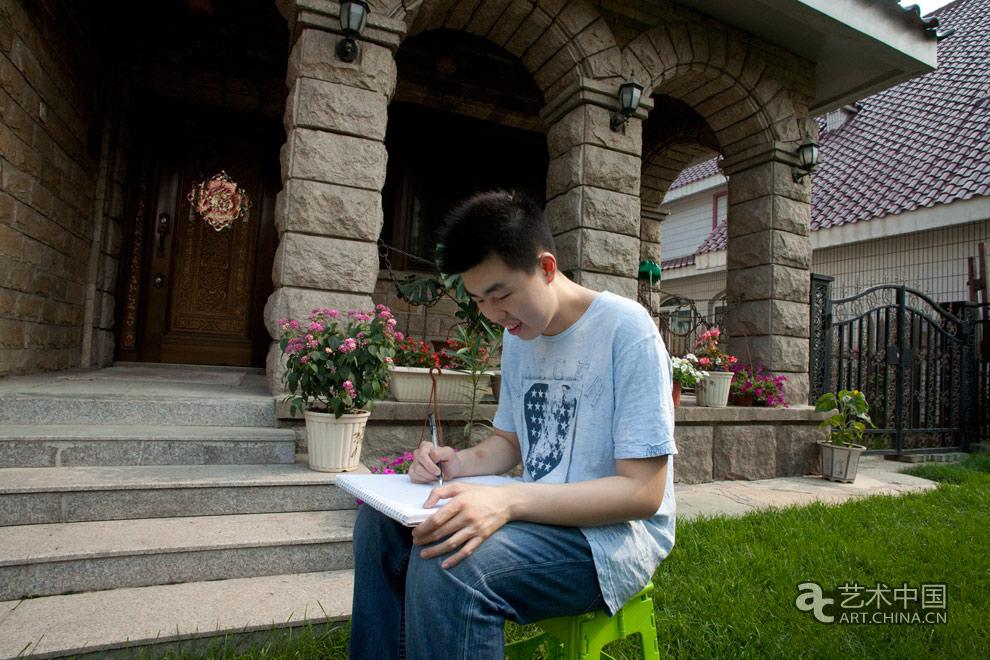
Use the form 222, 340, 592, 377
0, 398, 277, 427
0, 425, 296, 468
675, 456, 937, 519
1, 511, 356, 564
0, 570, 354, 660
0, 425, 295, 445
0, 369, 272, 400
56, 366, 248, 386
0, 462, 355, 492
0, 511, 357, 600
0, 463, 368, 525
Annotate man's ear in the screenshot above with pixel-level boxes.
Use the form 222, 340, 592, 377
537, 252, 557, 283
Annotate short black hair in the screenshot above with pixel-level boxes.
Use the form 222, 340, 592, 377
435, 190, 556, 275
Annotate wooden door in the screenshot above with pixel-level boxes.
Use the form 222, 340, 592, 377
126, 108, 279, 367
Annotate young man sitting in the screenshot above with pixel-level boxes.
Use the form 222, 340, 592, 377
349, 190, 677, 660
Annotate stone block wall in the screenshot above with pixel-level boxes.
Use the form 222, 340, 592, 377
80, 91, 135, 370
672, 404, 825, 484
0, 1, 102, 376
373, 272, 465, 346
279, 400, 826, 485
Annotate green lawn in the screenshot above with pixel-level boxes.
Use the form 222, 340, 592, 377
136, 454, 990, 660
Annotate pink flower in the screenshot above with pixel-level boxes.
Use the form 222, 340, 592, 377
343, 380, 354, 391
328, 310, 339, 318
299, 356, 309, 363
699, 357, 710, 365
308, 322, 324, 333
288, 320, 299, 329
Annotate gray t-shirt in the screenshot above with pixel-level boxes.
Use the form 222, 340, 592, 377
493, 291, 677, 614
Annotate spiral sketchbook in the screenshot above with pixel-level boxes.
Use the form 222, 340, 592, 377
335, 473, 515, 526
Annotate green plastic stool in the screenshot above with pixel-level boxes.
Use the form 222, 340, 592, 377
505, 583, 660, 660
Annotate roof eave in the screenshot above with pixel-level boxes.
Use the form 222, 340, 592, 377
673, 0, 939, 115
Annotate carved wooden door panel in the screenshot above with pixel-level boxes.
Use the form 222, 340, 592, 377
127, 111, 278, 367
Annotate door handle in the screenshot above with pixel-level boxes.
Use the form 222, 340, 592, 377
156, 213, 170, 257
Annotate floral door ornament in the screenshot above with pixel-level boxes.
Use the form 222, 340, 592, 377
187, 170, 252, 231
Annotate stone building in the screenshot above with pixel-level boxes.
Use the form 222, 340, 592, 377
655, 0, 989, 359
1, 0, 938, 404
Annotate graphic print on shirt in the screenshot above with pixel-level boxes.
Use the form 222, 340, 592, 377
523, 379, 581, 481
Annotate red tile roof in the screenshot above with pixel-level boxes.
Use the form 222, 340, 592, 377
668, 157, 722, 189
812, 0, 989, 229
670, 0, 986, 259
660, 255, 696, 270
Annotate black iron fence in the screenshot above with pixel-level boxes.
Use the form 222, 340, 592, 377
809, 277, 983, 454
975, 310, 990, 446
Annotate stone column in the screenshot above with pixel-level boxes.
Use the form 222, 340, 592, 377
542, 83, 651, 300
721, 147, 812, 403
265, 2, 405, 393
640, 206, 667, 265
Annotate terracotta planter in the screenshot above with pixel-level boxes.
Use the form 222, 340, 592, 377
303, 409, 369, 472
671, 382, 682, 407
388, 366, 492, 404
819, 440, 867, 483
732, 393, 754, 406
695, 371, 733, 407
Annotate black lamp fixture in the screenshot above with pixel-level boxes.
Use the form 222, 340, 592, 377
792, 137, 822, 183
610, 77, 644, 132
336, 0, 369, 63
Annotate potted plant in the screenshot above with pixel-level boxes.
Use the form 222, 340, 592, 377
278, 305, 398, 472
689, 327, 738, 407
730, 363, 789, 407
671, 354, 706, 407
815, 389, 875, 483
389, 272, 502, 407
387, 330, 499, 405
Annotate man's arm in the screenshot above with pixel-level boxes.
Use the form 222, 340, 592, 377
407, 427, 522, 484
411, 454, 669, 569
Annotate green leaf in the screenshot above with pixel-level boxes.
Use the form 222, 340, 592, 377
396, 274, 445, 305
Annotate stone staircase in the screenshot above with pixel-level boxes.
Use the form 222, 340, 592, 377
0, 365, 358, 659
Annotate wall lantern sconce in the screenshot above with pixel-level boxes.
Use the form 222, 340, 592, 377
610, 78, 644, 132
792, 137, 822, 183
336, 0, 369, 63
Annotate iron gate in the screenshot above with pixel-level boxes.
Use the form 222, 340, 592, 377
809, 278, 979, 454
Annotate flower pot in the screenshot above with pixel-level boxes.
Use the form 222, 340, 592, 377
695, 371, 733, 407
818, 440, 867, 483
671, 382, 682, 408
732, 393, 754, 406
388, 366, 491, 404
304, 409, 369, 472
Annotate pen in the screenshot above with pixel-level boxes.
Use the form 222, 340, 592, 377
427, 412, 443, 487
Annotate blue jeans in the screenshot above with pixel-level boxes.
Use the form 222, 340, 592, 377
348, 505, 605, 660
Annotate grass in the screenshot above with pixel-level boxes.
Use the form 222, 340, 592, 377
123, 454, 990, 660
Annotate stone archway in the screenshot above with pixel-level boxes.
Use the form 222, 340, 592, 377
625, 3, 816, 401
390, 0, 643, 297
269, 0, 635, 389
